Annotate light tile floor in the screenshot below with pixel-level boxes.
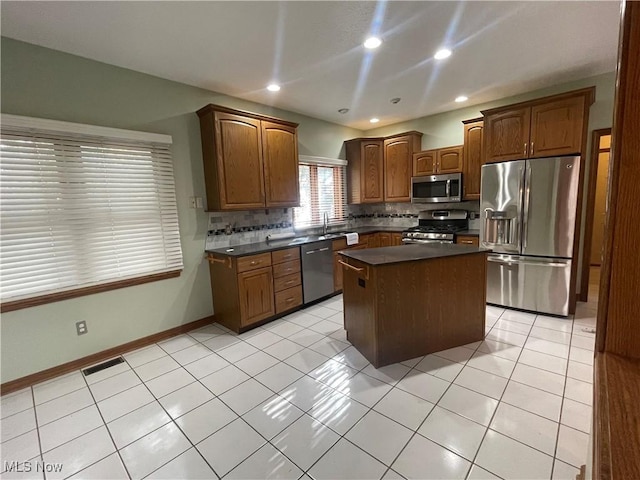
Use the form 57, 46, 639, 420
1, 295, 595, 480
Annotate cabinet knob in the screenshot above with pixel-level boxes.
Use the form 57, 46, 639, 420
531, 142, 534, 156
250, 261, 258, 265
524, 143, 528, 157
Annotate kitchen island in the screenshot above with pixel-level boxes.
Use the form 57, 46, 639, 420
338, 244, 488, 368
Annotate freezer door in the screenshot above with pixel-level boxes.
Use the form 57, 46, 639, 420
522, 156, 580, 258
486, 254, 572, 316
480, 160, 525, 254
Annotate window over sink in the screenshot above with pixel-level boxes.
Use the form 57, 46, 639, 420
293, 156, 347, 229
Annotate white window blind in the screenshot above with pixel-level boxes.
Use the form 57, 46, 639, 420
293, 156, 347, 229
0, 115, 183, 304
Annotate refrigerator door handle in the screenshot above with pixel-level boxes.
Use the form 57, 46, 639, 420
487, 256, 568, 268
522, 163, 532, 250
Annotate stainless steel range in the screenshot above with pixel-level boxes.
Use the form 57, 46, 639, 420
402, 210, 469, 244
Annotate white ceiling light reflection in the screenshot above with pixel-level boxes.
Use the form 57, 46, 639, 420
364, 36, 382, 49
434, 48, 452, 59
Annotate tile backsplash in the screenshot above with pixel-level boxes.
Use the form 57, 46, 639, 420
205, 200, 481, 250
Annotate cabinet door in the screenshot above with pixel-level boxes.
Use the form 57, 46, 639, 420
361, 140, 384, 203
237, 267, 275, 327
484, 107, 531, 163
529, 96, 585, 158
392, 233, 403, 246
384, 136, 415, 202
378, 232, 392, 247
215, 112, 265, 209
463, 120, 484, 200
262, 121, 300, 208
413, 150, 437, 176
437, 146, 464, 173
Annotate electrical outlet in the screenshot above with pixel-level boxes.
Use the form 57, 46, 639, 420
189, 197, 196, 208
76, 321, 88, 336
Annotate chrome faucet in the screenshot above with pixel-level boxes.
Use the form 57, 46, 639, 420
323, 212, 328, 235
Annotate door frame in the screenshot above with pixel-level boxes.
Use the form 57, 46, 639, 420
578, 128, 612, 302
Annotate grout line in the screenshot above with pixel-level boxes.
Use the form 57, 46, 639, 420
28, 387, 46, 480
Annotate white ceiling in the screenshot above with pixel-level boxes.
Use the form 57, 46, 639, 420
1, 1, 621, 130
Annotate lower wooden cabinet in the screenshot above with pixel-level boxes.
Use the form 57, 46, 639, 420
392, 233, 403, 246
207, 246, 301, 332
378, 232, 392, 247
455, 235, 479, 246
238, 267, 275, 326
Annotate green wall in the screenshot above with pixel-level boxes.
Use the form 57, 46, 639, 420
0, 38, 363, 382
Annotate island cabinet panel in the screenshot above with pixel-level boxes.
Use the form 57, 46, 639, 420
462, 118, 484, 200
262, 121, 299, 208
340, 249, 487, 367
484, 107, 531, 164
384, 132, 423, 202
529, 96, 585, 158
197, 104, 299, 211
392, 233, 403, 246
238, 267, 275, 327
346, 139, 384, 204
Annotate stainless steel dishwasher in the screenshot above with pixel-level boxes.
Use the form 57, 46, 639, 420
300, 240, 334, 304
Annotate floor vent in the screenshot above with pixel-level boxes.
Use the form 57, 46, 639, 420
82, 357, 125, 376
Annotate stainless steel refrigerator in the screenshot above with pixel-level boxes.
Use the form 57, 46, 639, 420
480, 156, 580, 316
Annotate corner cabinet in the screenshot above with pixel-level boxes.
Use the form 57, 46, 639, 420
462, 118, 484, 200
384, 132, 423, 203
482, 88, 595, 164
197, 105, 299, 211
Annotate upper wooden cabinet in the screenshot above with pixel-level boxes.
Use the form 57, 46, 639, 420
261, 121, 299, 208
346, 132, 421, 204
384, 132, 423, 203
462, 118, 484, 200
482, 88, 595, 164
413, 146, 463, 176
197, 105, 299, 211
345, 138, 384, 204
413, 150, 436, 176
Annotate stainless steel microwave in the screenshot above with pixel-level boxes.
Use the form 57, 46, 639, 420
411, 173, 462, 203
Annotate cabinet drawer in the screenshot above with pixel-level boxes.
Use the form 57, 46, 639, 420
275, 285, 303, 314
272, 247, 300, 265
274, 272, 301, 292
456, 235, 479, 246
273, 258, 301, 278
237, 252, 272, 273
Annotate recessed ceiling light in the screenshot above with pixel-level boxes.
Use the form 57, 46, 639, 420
267, 84, 281, 92
364, 37, 382, 49
434, 48, 452, 60
370, 118, 380, 123
455, 95, 468, 103
390, 97, 401, 104
338, 108, 350, 114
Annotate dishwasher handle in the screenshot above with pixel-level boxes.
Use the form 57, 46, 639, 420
305, 247, 330, 254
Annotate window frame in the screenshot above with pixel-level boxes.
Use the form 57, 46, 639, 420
0, 114, 182, 313
293, 156, 347, 230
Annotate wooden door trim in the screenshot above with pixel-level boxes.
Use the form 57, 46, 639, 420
579, 128, 612, 302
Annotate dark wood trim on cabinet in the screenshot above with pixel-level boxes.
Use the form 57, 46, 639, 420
596, 0, 640, 357
579, 128, 612, 302
0, 314, 215, 396
480, 87, 596, 117
1, 270, 182, 314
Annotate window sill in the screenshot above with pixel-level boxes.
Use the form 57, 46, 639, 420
1, 270, 182, 313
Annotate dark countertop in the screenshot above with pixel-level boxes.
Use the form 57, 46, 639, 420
456, 229, 480, 237
206, 225, 405, 257
338, 243, 487, 266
